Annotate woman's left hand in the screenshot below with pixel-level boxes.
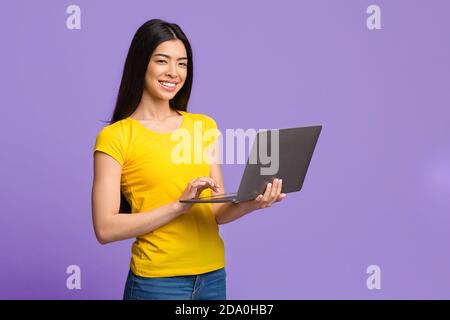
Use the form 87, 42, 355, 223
242, 178, 286, 213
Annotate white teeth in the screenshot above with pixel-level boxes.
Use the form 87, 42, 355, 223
160, 81, 176, 88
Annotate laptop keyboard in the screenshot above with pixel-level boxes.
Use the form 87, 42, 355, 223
197, 192, 237, 200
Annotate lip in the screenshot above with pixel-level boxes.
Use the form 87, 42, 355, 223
159, 80, 178, 84
158, 80, 177, 91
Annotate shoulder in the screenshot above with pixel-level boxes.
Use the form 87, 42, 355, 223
93, 119, 131, 166
95, 119, 131, 142
181, 111, 218, 128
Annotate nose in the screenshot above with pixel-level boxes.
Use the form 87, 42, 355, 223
165, 62, 178, 78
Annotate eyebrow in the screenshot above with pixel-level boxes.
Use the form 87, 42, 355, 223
153, 53, 188, 61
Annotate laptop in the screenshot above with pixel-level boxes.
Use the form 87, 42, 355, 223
179, 125, 322, 203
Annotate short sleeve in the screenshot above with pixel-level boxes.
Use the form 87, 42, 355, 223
202, 114, 221, 165
93, 125, 126, 166
203, 114, 221, 145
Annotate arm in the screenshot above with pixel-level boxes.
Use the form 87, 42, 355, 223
209, 161, 254, 225
208, 142, 286, 225
91, 151, 186, 244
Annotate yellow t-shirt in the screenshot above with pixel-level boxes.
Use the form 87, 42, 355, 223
93, 110, 225, 277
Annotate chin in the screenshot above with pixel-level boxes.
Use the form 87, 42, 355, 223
162, 91, 178, 98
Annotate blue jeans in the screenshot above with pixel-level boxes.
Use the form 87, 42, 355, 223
123, 267, 227, 300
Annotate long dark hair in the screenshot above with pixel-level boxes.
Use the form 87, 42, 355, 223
111, 19, 194, 213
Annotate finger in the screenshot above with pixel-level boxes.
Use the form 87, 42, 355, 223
274, 178, 283, 201
189, 178, 203, 190
191, 182, 210, 198
191, 181, 207, 190
254, 194, 264, 205
196, 177, 220, 192
189, 178, 196, 187
276, 193, 286, 202
262, 182, 272, 203
268, 179, 280, 206
193, 178, 221, 195
206, 177, 220, 191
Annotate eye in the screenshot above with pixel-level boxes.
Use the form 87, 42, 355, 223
179, 63, 188, 67
156, 60, 167, 64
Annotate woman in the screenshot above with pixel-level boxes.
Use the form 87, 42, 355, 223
91, 19, 286, 300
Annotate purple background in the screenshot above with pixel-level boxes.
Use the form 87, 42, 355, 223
1, 0, 449, 299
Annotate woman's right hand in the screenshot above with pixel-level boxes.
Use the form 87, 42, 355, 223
175, 177, 221, 214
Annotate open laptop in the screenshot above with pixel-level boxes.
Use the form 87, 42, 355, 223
179, 125, 322, 204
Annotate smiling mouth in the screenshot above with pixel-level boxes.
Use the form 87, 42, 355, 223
158, 80, 177, 89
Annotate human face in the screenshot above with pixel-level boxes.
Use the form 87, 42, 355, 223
144, 39, 188, 101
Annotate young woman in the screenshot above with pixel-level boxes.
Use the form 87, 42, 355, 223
91, 19, 286, 300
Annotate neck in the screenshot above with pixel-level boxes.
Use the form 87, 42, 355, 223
132, 91, 178, 120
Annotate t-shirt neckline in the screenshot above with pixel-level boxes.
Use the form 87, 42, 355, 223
127, 110, 186, 135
